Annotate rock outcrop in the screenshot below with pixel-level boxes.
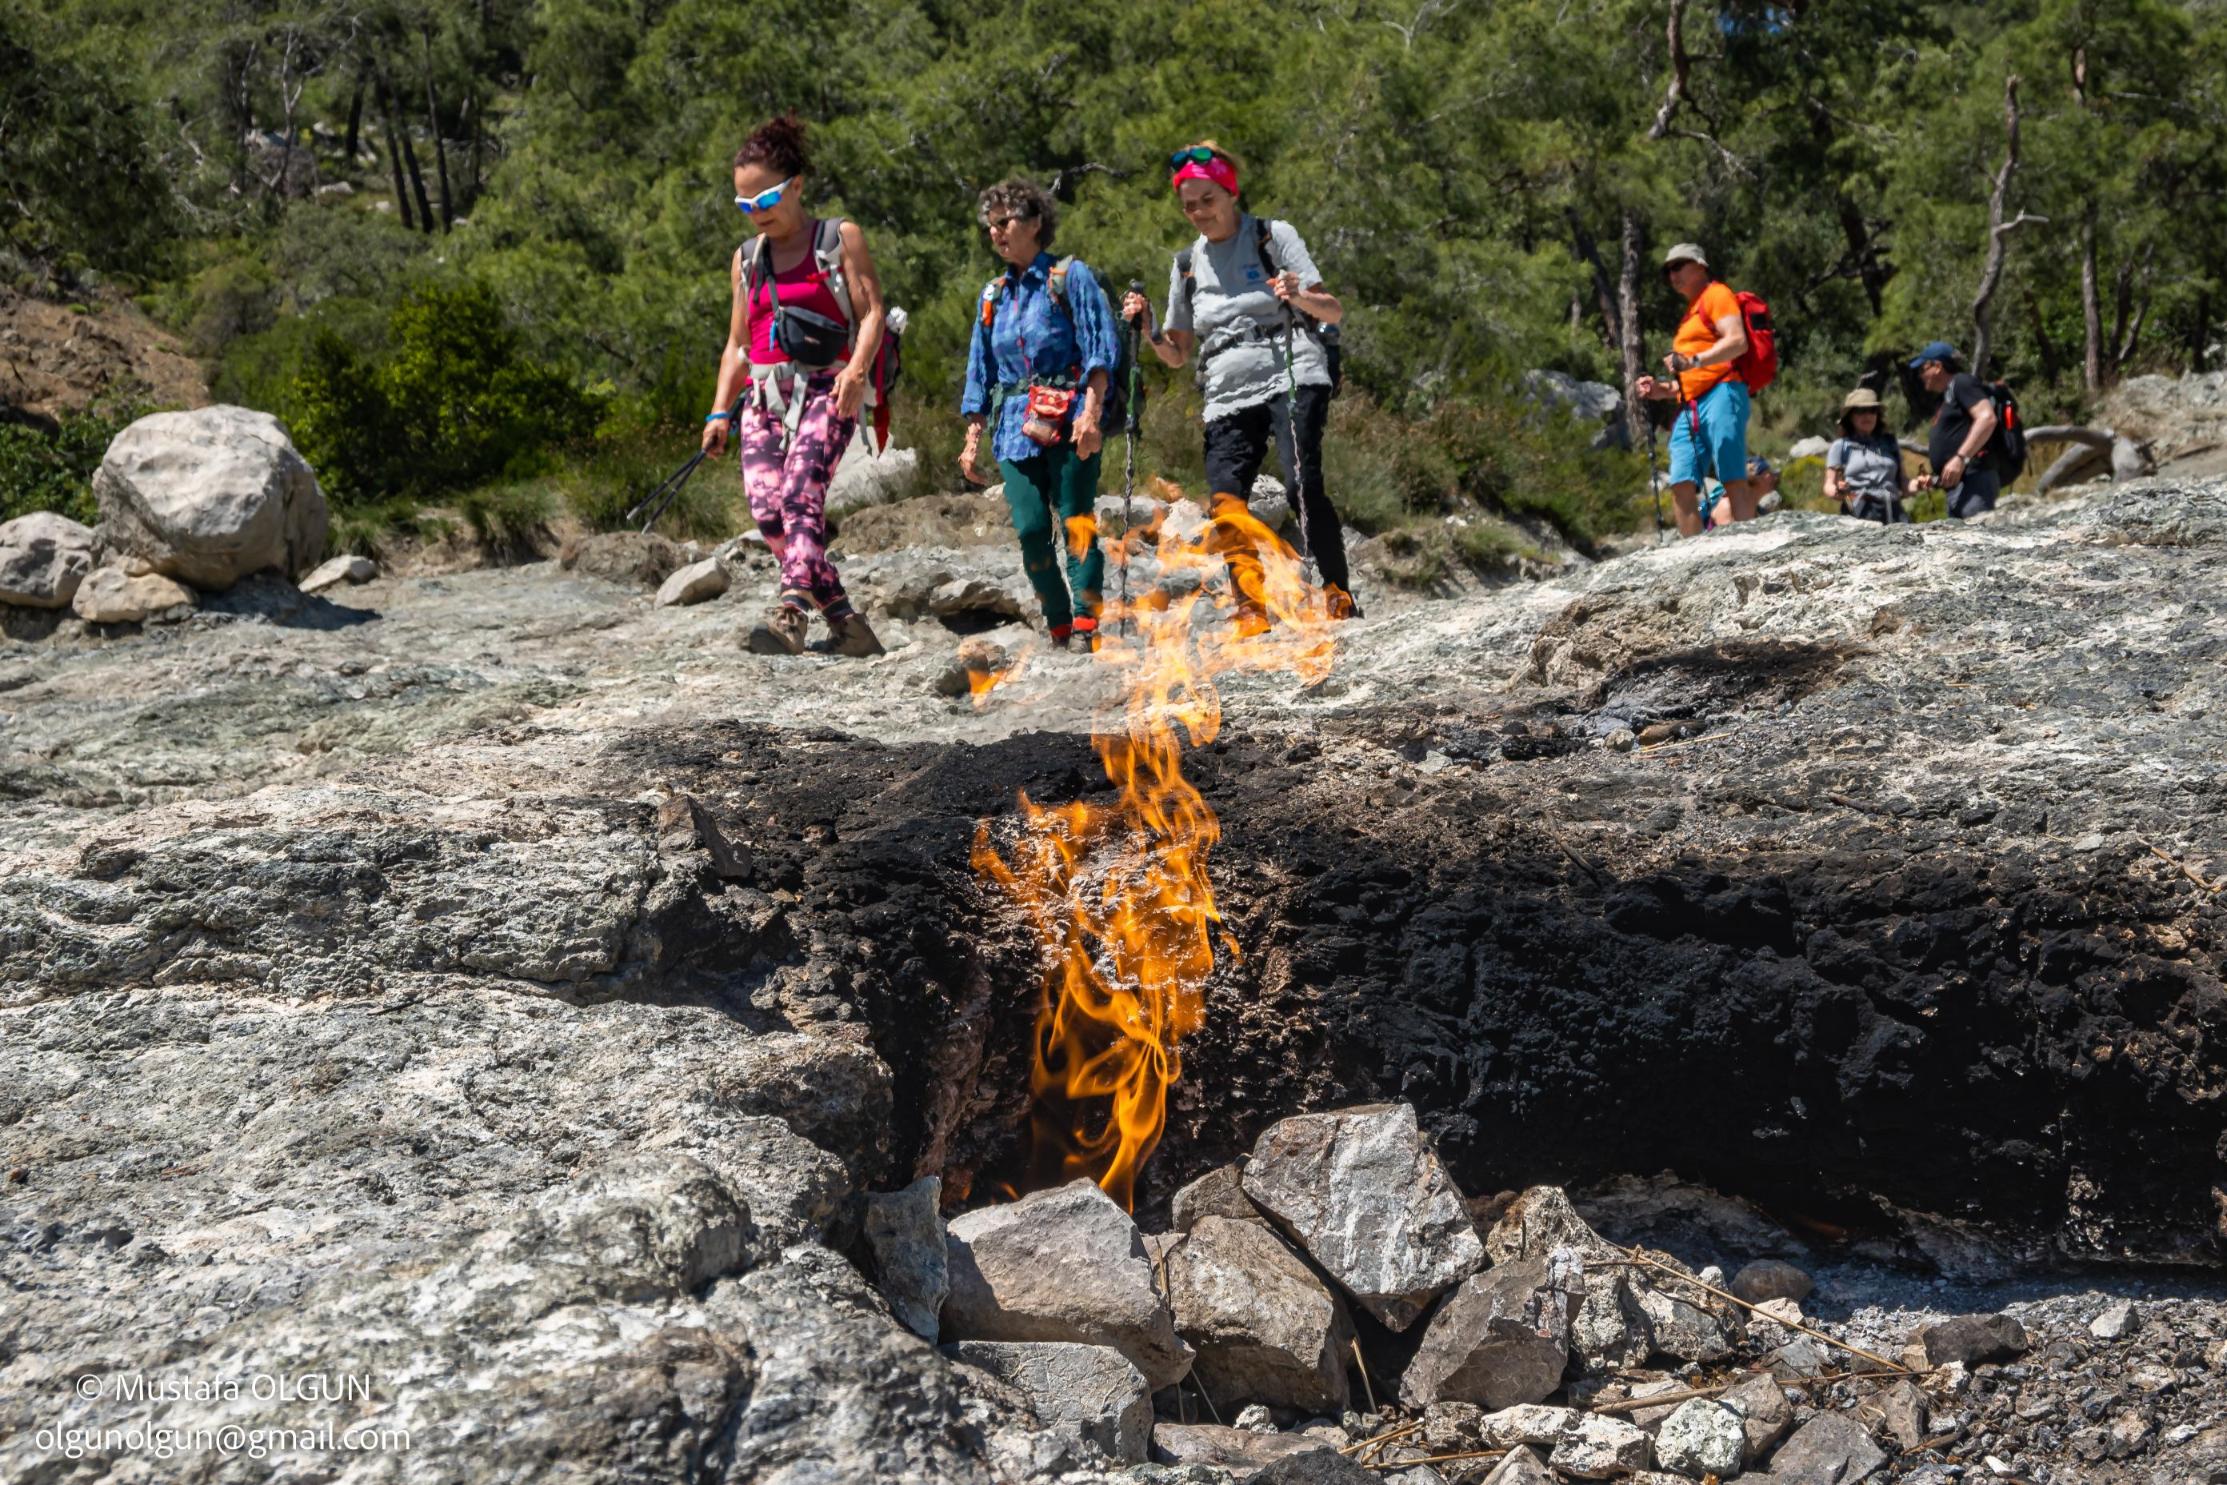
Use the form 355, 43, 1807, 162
93, 405, 328, 588
0, 511, 95, 607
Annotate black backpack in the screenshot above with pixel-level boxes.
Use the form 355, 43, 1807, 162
1176, 216, 1343, 396
1985, 380, 2028, 479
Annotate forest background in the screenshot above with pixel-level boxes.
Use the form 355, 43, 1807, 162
6, 0, 2225, 571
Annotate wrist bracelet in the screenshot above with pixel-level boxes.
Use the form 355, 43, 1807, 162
705, 411, 729, 422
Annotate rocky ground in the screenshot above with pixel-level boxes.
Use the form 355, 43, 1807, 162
3, 472, 2224, 1483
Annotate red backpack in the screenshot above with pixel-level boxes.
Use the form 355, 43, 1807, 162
1685, 284, 1778, 393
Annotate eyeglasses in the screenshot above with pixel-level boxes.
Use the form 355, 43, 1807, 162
734, 176, 795, 215
984, 213, 1033, 233
1168, 145, 1224, 170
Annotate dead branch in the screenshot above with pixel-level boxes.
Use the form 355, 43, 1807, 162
1970, 77, 2031, 379
1646, 0, 1692, 141
2025, 424, 2154, 489
1616, 1245, 1909, 1371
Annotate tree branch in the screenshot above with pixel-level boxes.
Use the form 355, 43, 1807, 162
1970, 76, 2029, 379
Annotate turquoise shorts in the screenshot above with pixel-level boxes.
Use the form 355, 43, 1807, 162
1669, 380, 1750, 488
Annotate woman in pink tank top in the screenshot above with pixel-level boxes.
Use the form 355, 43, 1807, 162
701, 114, 890, 658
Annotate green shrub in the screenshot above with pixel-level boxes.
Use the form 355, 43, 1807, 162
0, 395, 152, 525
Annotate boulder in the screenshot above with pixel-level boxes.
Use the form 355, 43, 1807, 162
825, 441, 919, 517
298, 553, 377, 593
1731, 1260, 1814, 1307
1479, 1404, 1580, 1449
1853, 1378, 1926, 1452
1635, 1283, 1736, 1363
1172, 1161, 1267, 1231
1753, 1414, 1884, 1485
560, 530, 687, 588
1165, 1215, 1354, 1412
2088, 1300, 2139, 1342
1483, 1447, 1557, 1485
1485, 1185, 1621, 1265
1399, 1256, 1569, 1411
70, 567, 195, 625
1719, 1373, 1794, 1464
93, 405, 327, 589
0, 512, 96, 608
1523, 369, 1630, 451
654, 557, 729, 608
943, 1340, 1151, 1464
1550, 1413, 1654, 1478
1654, 1399, 1746, 1479
862, 1175, 946, 1341
1151, 1421, 1331, 1474
1910, 1313, 2028, 1367
943, 1178, 1192, 1388
1242, 1104, 1484, 1331
1252, 1449, 1380, 1484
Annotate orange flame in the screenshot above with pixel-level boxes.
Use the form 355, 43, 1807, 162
971, 492, 1336, 1209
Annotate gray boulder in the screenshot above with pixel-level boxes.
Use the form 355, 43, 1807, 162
1911, 1313, 2028, 1367
943, 1178, 1192, 1388
1172, 1160, 1267, 1231
1484, 1446, 1558, 1485
1243, 1103, 1484, 1330
656, 556, 730, 608
298, 552, 377, 592
70, 566, 195, 624
1731, 1260, 1814, 1306
944, 1340, 1151, 1464
1165, 1215, 1354, 1412
0, 511, 96, 607
1551, 1413, 1654, 1478
864, 1174, 947, 1341
1754, 1413, 1885, 1484
1253, 1449, 1380, 1484
1479, 1404, 1580, 1448
561, 529, 687, 588
1524, 368, 1630, 450
1399, 1256, 1569, 1410
1151, 1421, 1332, 1474
94, 405, 327, 589
1654, 1399, 1746, 1478
1719, 1372, 1795, 1464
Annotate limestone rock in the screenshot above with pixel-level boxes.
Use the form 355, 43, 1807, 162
297, 552, 377, 592
1551, 1413, 1654, 1478
1636, 1282, 1736, 1363
1173, 1160, 1268, 1231
2089, 1300, 2139, 1341
1399, 1256, 1569, 1411
864, 1174, 947, 1341
0, 511, 95, 607
1654, 1399, 1746, 1478
1731, 1259, 1814, 1306
1166, 1215, 1354, 1412
1486, 1185, 1622, 1264
932, 637, 1011, 698
1252, 1448, 1380, 1484
944, 1340, 1151, 1464
70, 566, 195, 624
94, 405, 327, 588
1854, 1377, 1927, 1452
1912, 1313, 2028, 1367
1719, 1372, 1795, 1464
1242, 1103, 1484, 1331
1151, 1421, 1331, 1474
655, 556, 730, 607
943, 1178, 1192, 1388
1755, 1413, 1885, 1484
561, 529, 687, 588
1479, 1404, 1580, 1449
1483, 1446, 1558, 1485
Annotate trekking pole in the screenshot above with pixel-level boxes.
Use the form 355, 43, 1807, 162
1278, 300, 1319, 588
629, 389, 747, 531
1643, 397, 1665, 543
1121, 280, 1145, 642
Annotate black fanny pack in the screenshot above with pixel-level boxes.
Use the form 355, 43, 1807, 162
774, 304, 850, 369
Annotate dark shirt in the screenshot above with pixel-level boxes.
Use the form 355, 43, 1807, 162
1929, 372, 1993, 476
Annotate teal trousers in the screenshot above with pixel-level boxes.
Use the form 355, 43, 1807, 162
997, 446, 1104, 628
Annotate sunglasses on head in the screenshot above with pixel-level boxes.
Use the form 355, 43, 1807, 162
734, 176, 795, 215
1168, 145, 1224, 170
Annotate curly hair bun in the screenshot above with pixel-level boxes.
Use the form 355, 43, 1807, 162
735, 114, 809, 176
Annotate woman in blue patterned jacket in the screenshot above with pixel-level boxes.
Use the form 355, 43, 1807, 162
959, 177, 1120, 649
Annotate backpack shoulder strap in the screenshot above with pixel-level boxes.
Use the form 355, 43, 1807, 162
741, 234, 768, 300
1047, 256, 1077, 316
1254, 216, 1281, 277
1176, 245, 1196, 315
811, 217, 854, 327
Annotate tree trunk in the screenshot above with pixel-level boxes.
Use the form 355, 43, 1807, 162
464, 92, 481, 213
344, 76, 366, 162
2081, 212, 2103, 395
374, 69, 416, 232
1617, 207, 1647, 447
2025, 290, 2061, 385
1835, 197, 1889, 319
379, 57, 437, 235
421, 31, 454, 231
1566, 209, 1623, 355
1971, 77, 2041, 380
2191, 291, 2210, 374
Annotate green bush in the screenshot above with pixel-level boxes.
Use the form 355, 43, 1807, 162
0, 396, 152, 525
283, 283, 603, 509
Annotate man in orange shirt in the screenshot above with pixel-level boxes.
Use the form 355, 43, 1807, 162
1633, 244, 1754, 537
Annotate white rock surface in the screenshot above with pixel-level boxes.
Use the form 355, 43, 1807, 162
1654, 1398, 1746, 1478
93, 405, 328, 589
943, 1340, 1151, 1464
299, 553, 377, 592
655, 556, 730, 608
0, 511, 96, 607
1551, 1413, 1654, 1478
69, 566, 195, 624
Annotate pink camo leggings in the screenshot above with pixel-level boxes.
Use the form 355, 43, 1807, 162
740, 373, 855, 611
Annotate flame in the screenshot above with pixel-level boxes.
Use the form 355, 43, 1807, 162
971, 490, 1337, 1209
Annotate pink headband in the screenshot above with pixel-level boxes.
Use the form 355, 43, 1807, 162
1172, 157, 1238, 197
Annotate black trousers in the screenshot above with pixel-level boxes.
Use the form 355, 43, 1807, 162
1202, 384, 1350, 593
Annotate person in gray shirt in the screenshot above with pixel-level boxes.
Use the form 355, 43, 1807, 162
1121, 142, 1358, 625
1822, 387, 1911, 524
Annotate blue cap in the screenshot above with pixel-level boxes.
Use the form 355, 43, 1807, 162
1908, 340, 1959, 369
1746, 454, 1774, 478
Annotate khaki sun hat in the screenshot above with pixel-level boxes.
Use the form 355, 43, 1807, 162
1661, 242, 1709, 273
1842, 387, 1884, 413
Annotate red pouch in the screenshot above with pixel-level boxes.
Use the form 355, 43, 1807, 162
1021, 384, 1077, 446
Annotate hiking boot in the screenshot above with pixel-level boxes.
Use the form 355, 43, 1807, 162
1325, 584, 1363, 621
1072, 614, 1100, 651
1048, 623, 1073, 650
744, 603, 809, 656
827, 610, 885, 657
